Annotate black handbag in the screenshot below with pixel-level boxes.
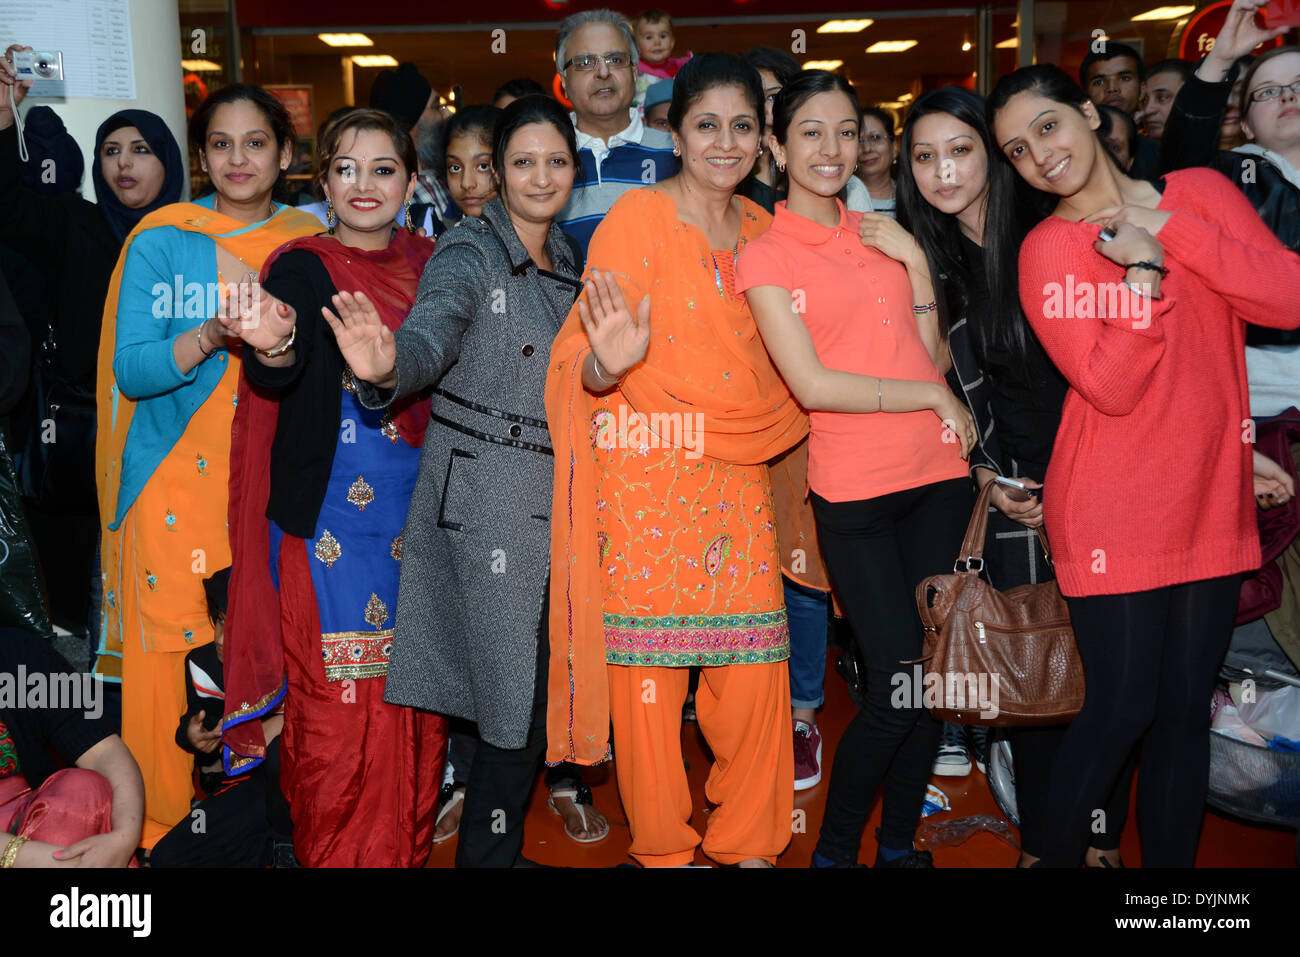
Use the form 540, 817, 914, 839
18, 323, 98, 516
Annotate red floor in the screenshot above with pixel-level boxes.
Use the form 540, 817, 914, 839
425, 648, 1298, 868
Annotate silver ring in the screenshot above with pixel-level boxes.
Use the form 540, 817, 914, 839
1098, 225, 1117, 243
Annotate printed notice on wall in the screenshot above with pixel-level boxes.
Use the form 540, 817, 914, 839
1, 0, 136, 99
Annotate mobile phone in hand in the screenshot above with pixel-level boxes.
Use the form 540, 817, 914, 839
1266, 0, 1300, 30
994, 475, 1039, 503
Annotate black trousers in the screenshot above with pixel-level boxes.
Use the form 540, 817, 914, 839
811, 478, 970, 862
1041, 574, 1241, 867
1010, 725, 1135, 857
150, 737, 293, 868
455, 594, 566, 868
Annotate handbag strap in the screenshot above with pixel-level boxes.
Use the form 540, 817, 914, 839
954, 479, 1057, 573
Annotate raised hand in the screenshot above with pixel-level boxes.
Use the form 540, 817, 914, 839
1254, 449, 1295, 509
321, 290, 397, 386
578, 269, 651, 379
1204, 1, 1289, 78
0, 46, 34, 123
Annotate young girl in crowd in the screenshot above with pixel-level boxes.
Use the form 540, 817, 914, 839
989, 63, 1300, 866
327, 96, 597, 867
895, 85, 1133, 866
632, 9, 692, 114
95, 85, 319, 851
737, 70, 976, 867
221, 109, 447, 867
442, 105, 503, 220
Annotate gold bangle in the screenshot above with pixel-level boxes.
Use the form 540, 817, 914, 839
1, 834, 29, 868
257, 325, 296, 359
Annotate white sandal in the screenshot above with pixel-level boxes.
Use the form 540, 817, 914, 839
432, 787, 465, 845
547, 785, 609, 844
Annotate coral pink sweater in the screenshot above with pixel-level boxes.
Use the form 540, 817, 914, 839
1018, 167, 1300, 597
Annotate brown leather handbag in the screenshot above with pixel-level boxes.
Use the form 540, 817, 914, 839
912, 481, 1084, 726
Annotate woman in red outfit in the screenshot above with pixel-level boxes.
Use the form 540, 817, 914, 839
990, 65, 1300, 866
221, 110, 446, 867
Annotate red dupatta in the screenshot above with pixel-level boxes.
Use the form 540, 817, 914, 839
222, 228, 435, 772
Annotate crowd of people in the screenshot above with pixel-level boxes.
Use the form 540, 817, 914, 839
1, 0, 1299, 869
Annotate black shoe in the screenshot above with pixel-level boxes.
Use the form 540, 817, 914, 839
873, 829, 934, 868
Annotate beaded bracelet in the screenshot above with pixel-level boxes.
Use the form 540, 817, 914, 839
912, 300, 938, 314
1125, 260, 1169, 278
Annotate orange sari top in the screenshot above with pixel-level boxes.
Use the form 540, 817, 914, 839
545, 189, 809, 766
95, 201, 320, 677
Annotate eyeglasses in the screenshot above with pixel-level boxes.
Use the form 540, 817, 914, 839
860, 132, 891, 145
1249, 80, 1300, 103
563, 52, 631, 72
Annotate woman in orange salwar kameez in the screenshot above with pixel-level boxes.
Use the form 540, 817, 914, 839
95, 86, 319, 849
546, 54, 808, 867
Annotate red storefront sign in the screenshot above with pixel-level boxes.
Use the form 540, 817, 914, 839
1177, 1, 1286, 60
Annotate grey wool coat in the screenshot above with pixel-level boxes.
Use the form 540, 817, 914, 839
357, 198, 582, 748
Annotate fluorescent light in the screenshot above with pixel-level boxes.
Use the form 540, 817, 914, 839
865, 40, 918, 54
1131, 5, 1196, 21
818, 19, 873, 33
962, 41, 972, 52
802, 60, 844, 71
319, 33, 373, 47
996, 37, 1019, 49
181, 59, 221, 71
351, 55, 398, 67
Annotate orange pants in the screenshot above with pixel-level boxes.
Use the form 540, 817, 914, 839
121, 647, 194, 849
608, 661, 793, 867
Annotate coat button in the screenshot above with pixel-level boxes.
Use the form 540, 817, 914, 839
509, 425, 523, 438
521, 344, 535, 357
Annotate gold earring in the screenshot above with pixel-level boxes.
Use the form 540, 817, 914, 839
326, 198, 337, 234
404, 200, 415, 232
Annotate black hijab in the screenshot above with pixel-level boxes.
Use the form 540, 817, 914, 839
92, 109, 185, 243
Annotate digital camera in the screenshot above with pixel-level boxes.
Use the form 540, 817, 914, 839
13, 50, 64, 83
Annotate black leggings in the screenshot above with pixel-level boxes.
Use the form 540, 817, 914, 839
811, 478, 970, 862
1041, 574, 1241, 867
1011, 725, 1134, 858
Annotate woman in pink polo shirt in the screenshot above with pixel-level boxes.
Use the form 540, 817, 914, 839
737, 70, 976, 868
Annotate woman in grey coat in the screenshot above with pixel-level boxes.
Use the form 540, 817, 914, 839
324, 96, 600, 866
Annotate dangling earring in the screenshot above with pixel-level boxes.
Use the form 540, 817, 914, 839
672, 146, 680, 156
404, 199, 415, 232
776, 161, 786, 173
326, 198, 337, 234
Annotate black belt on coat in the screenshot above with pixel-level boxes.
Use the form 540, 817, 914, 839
431, 388, 553, 456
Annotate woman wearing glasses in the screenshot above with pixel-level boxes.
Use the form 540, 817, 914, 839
1160, 1, 1299, 422
855, 106, 899, 218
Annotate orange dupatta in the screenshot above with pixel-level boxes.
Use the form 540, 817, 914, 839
545, 189, 809, 766
95, 201, 321, 677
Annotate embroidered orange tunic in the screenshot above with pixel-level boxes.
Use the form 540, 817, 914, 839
546, 189, 809, 765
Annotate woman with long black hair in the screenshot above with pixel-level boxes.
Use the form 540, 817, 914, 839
989, 64, 1300, 866
894, 85, 1133, 866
